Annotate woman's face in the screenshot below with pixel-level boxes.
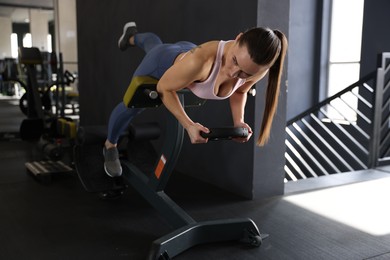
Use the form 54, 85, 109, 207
226, 39, 268, 80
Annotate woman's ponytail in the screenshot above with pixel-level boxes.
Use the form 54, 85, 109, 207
256, 30, 287, 146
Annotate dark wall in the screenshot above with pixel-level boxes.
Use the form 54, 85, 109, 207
360, 0, 390, 76
76, 0, 289, 199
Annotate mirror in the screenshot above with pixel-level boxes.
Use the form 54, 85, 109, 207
0, 1, 79, 137
0, 2, 54, 98
1, 0, 78, 99
0, 5, 54, 59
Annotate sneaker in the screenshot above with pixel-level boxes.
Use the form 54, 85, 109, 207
118, 22, 137, 51
103, 146, 122, 177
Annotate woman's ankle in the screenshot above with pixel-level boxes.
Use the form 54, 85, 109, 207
105, 140, 117, 149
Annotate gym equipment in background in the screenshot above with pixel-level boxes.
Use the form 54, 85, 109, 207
19, 47, 77, 182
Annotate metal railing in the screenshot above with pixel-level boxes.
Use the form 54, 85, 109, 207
371, 53, 390, 166
285, 53, 390, 182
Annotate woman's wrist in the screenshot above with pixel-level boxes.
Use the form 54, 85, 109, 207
233, 119, 245, 126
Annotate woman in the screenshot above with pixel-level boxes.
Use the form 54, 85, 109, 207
104, 22, 288, 177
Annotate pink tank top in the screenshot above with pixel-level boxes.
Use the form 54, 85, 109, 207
185, 41, 246, 100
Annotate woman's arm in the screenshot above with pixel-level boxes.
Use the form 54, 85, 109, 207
229, 83, 254, 142
156, 46, 213, 144
229, 70, 269, 142
230, 88, 248, 126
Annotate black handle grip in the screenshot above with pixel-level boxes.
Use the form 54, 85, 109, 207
200, 127, 249, 140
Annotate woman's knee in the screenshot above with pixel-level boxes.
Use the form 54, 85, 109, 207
134, 32, 163, 53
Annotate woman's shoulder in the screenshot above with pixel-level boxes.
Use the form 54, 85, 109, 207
199, 40, 220, 52
189, 41, 219, 62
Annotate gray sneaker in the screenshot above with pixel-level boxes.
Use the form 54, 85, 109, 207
103, 147, 122, 177
118, 22, 137, 51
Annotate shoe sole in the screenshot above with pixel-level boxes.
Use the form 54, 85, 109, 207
118, 21, 137, 49
104, 164, 122, 177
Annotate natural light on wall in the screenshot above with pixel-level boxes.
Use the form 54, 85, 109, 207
47, 34, 52, 53
11, 33, 18, 58
327, 0, 365, 123
10, 33, 52, 58
23, 33, 32, 48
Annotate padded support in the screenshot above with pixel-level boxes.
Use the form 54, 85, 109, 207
123, 76, 160, 108
128, 122, 160, 141
56, 118, 77, 139
123, 76, 206, 109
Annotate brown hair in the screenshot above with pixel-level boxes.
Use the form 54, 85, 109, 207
238, 27, 288, 146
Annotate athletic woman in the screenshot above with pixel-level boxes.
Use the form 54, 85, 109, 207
103, 22, 288, 177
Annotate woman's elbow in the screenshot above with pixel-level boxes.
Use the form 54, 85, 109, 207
156, 83, 163, 94
156, 84, 167, 100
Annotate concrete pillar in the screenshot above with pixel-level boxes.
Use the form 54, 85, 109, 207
54, 0, 78, 83
252, 0, 290, 198
29, 9, 51, 51
0, 16, 12, 58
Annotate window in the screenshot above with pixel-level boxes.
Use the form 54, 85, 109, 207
327, 0, 364, 122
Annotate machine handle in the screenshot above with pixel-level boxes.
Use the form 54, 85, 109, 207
200, 127, 249, 141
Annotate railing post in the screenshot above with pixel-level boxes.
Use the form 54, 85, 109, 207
368, 53, 386, 168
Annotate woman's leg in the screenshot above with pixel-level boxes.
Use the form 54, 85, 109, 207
104, 102, 144, 177
105, 25, 163, 177
106, 103, 143, 145
134, 32, 163, 53
105, 24, 194, 177
105, 39, 195, 149
105, 32, 163, 146
118, 21, 163, 53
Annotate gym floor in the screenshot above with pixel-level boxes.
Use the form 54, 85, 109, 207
1, 97, 390, 260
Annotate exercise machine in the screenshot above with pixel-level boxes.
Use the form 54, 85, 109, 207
18, 47, 46, 139
19, 47, 76, 182
74, 76, 267, 259
18, 49, 78, 120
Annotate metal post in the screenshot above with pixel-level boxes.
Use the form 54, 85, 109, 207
368, 53, 385, 168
